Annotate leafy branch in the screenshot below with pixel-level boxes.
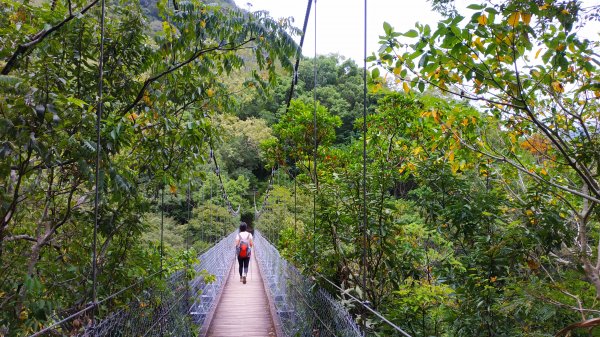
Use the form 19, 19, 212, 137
1, 0, 101, 75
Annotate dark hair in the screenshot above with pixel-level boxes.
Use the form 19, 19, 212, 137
239, 222, 247, 232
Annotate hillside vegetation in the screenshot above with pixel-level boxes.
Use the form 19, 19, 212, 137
1, 0, 600, 336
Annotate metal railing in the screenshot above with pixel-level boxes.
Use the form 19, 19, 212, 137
254, 230, 362, 337
84, 232, 235, 336
189, 231, 236, 325
80, 270, 195, 337
29, 233, 235, 337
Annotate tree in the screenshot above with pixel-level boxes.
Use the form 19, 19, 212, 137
265, 98, 341, 182
376, 0, 600, 330
242, 55, 366, 142
0, 0, 297, 333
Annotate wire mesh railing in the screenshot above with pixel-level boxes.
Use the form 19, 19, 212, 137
79, 270, 195, 337
30, 232, 235, 337
254, 230, 362, 337
189, 231, 236, 324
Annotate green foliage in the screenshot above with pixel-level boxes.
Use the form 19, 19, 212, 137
262, 88, 600, 336
217, 115, 274, 182
373, 2, 600, 334
265, 98, 341, 174
0, 0, 296, 333
242, 54, 368, 142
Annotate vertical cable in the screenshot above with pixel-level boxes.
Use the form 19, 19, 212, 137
312, 0, 318, 269
285, 0, 313, 113
361, 0, 369, 334
210, 174, 213, 243
160, 182, 164, 274
187, 180, 191, 250
91, 0, 106, 326
294, 178, 297, 236
159, 182, 164, 337
200, 179, 204, 244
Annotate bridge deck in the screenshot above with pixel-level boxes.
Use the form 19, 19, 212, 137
205, 254, 276, 337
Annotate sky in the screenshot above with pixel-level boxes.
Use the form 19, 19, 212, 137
234, 0, 600, 65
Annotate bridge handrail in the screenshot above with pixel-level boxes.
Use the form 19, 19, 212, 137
29, 232, 235, 337
189, 231, 236, 325
254, 230, 362, 337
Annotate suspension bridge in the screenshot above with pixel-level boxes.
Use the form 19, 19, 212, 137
16, 0, 416, 334
29, 229, 365, 337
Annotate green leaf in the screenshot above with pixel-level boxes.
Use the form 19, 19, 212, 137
372, 68, 380, 78
467, 4, 485, 10
404, 29, 419, 38
383, 21, 393, 35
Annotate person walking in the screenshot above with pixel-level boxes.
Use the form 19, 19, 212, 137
235, 222, 253, 284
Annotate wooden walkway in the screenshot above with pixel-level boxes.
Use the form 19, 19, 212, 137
204, 254, 277, 337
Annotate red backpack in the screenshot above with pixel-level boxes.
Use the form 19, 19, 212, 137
237, 234, 251, 258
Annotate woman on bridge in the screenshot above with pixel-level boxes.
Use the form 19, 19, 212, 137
235, 222, 254, 284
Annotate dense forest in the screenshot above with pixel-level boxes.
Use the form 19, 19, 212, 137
1, 0, 600, 336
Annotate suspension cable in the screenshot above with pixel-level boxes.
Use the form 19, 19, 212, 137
28, 269, 166, 337
317, 273, 412, 337
361, 1, 369, 333
187, 180, 191, 250
209, 170, 213, 242
255, 167, 275, 221
284, 0, 313, 114
294, 173, 297, 237
91, 0, 106, 325
208, 141, 240, 216
312, 0, 318, 269
160, 180, 165, 277
140, 290, 189, 337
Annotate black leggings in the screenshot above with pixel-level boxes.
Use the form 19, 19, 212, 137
238, 256, 250, 276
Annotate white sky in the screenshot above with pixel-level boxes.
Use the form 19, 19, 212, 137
234, 0, 600, 65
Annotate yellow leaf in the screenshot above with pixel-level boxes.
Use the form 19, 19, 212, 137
448, 151, 455, 162
540, 168, 547, 175
551, 81, 564, 93
556, 44, 565, 51
200, 20, 206, 28
403, 82, 410, 93
432, 109, 439, 122
561, 9, 569, 15
127, 112, 138, 122
393, 67, 401, 75
525, 209, 533, 216
540, 4, 549, 10
507, 12, 520, 27
206, 88, 215, 97
169, 185, 177, 194
450, 162, 459, 173
521, 13, 532, 25
595, 90, 600, 98
535, 48, 543, 59
478, 14, 488, 26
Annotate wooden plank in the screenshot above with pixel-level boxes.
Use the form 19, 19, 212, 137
205, 253, 276, 337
